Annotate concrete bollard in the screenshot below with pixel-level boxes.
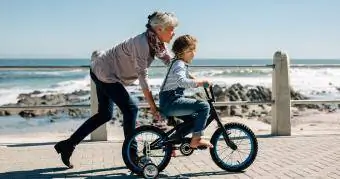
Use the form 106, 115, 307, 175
90, 79, 107, 141
271, 51, 291, 136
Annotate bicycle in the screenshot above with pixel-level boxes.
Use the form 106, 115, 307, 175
122, 85, 258, 178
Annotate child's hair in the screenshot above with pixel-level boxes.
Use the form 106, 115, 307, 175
172, 35, 197, 58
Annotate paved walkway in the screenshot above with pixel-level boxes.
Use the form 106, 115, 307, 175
0, 133, 340, 179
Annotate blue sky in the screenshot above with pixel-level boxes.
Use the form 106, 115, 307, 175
1, 0, 339, 59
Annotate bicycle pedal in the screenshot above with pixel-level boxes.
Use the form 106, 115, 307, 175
196, 146, 208, 150
172, 146, 179, 150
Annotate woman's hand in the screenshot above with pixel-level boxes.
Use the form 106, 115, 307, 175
143, 89, 163, 121
151, 110, 162, 121
150, 108, 162, 121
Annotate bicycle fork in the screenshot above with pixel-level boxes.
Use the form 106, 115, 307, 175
214, 116, 238, 150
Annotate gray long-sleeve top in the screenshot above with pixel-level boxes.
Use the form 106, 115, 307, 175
90, 32, 170, 90
160, 59, 197, 92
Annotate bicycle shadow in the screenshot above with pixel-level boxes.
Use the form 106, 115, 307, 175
158, 170, 243, 178
0, 166, 139, 179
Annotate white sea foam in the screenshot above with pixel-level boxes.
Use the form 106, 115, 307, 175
0, 88, 33, 106
1, 67, 340, 106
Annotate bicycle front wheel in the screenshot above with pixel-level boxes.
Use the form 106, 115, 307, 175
210, 122, 258, 172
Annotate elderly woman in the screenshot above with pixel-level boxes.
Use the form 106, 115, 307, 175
54, 11, 178, 168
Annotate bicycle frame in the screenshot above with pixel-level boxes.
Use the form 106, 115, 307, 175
150, 86, 237, 150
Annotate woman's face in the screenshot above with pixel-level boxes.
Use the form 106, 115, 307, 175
155, 26, 175, 43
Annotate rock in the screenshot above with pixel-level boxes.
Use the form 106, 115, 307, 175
68, 108, 90, 118
1, 83, 334, 126
18, 110, 36, 118
2, 90, 93, 118
137, 96, 144, 102
238, 91, 248, 101
31, 90, 42, 95
218, 106, 229, 117
70, 90, 90, 96
0, 110, 11, 116
336, 87, 340, 92
258, 116, 272, 124
212, 85, 224, 97
208, 83, 333, 122
230, 106, 243, 117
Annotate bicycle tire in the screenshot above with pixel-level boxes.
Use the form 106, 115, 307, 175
210, 122, 258, 172
122, 125, 172, 175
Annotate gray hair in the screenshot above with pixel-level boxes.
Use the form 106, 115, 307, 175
147, 11, 178, 30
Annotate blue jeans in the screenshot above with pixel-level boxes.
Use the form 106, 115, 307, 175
68, 71, 138, 145
159, 88, 210, 137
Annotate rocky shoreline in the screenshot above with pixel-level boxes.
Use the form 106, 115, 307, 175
0, 89, 91, 118
0, 83, 338, 127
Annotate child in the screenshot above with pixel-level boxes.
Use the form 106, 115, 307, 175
159, 35, 213, 149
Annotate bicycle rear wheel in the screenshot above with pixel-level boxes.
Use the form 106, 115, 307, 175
210, 122, 258, 172
122, 126, 173, 175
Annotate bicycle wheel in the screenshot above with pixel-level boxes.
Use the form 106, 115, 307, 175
210, 122, 258, 172
122, 125, 173, 175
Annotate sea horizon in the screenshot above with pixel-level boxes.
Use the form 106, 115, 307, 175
1, 57, 340, 61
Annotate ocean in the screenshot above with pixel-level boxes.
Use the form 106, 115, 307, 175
1, 58, 340, 135
1, 58, 340, 107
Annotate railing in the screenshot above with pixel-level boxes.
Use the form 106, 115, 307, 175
291, 100, 340, 104
290, 64, 340, 68
0, 66, 89, 70
1, 51, 340, 140
0, 101, 274, 110
0, 65, 273, 110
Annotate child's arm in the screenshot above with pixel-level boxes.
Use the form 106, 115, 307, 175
170, 61, 210, 88
189, 73, 211, 87
173, 62, 198, 88
186, 72, 210, 86
188, 73, 195, 79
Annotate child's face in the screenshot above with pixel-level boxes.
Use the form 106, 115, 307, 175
182, 46, 196, 63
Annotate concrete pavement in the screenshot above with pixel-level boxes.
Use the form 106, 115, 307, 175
0, 133, 340, 178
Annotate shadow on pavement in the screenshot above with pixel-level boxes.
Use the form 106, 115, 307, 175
158, 170, 242, 178
0, 166, 140, 179
0, 166, 244, 179
2, 140, 119, 148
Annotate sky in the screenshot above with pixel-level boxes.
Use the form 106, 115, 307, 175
1, 0, 339, 59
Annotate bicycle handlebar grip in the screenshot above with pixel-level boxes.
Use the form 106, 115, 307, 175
203, 82, 210, 88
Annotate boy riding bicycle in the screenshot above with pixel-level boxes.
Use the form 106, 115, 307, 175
159, 35, 213, 149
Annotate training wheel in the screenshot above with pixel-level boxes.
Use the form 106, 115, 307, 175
179, 142, 194, 156
143, 163, 159, 179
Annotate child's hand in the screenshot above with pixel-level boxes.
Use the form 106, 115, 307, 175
196, 79, 212, 87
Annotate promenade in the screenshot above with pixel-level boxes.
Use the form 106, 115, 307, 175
0, 129, 339, 178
